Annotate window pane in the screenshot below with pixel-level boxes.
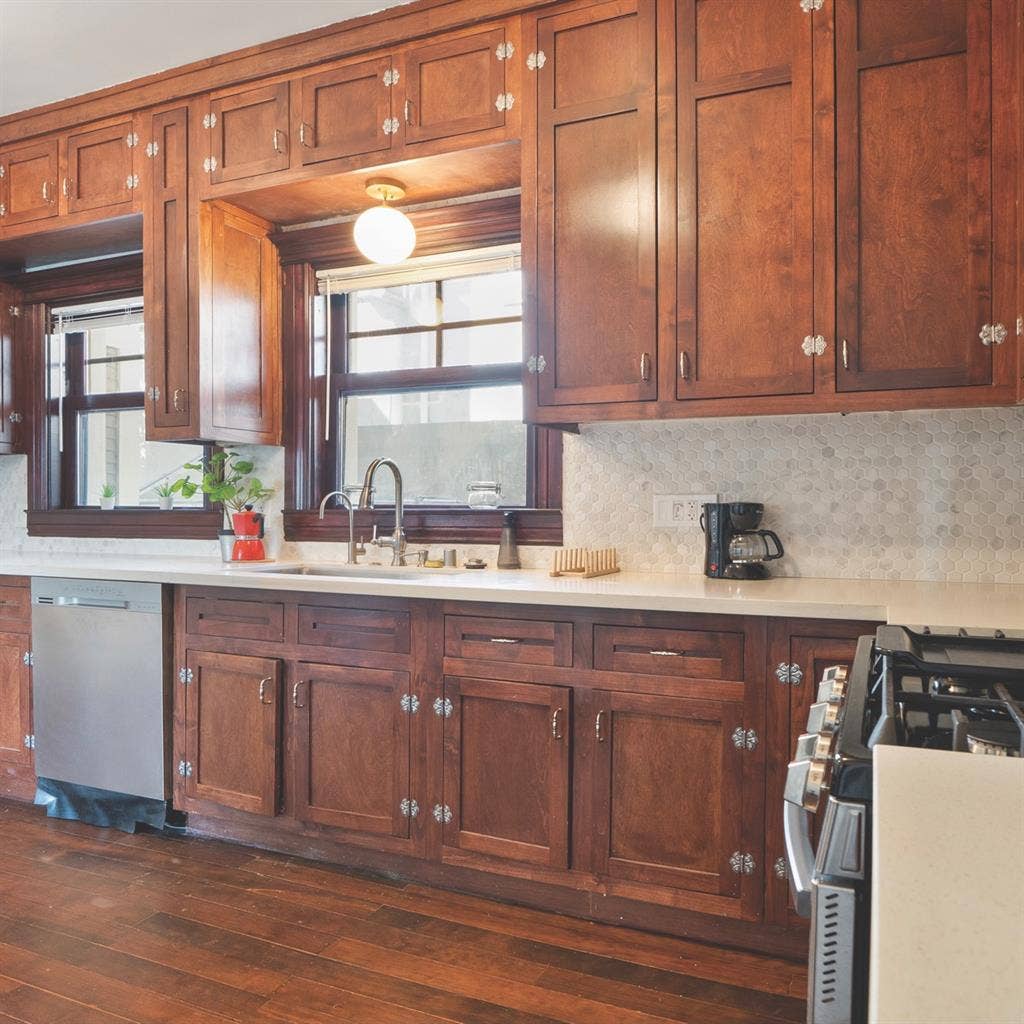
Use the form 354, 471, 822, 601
349, 283, 437, 333
86, 322, 145, 360
87, 357, 145, 394
342, 385, 527, 506
77, 408, 204, 507
349, 332, 436, 373
442, 270, 522, 322
442, 322, 522, 366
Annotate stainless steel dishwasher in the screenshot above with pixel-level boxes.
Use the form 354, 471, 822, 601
31, 578, 169, 824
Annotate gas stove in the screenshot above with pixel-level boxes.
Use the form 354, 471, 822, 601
784, 625, 1024, 1024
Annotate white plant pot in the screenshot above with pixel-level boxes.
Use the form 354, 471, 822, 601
99, 497, 115, 510
158, 495, 174, 511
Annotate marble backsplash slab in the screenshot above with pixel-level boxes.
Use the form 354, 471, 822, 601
1, 407, 1022, 584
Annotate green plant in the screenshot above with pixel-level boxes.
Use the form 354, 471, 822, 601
172, 450, 274, 514
99, 483, 116, 499
154, 480, 175, 498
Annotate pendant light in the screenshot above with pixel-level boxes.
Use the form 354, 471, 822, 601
353, 179, 416, 265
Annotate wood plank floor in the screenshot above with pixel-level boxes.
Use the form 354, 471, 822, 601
0, 800, 807, 1024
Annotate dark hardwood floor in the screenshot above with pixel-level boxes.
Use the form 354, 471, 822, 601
0, 799, 807, 1023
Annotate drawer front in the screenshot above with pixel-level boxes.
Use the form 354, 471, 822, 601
594, 625, 744, 681
185, 596, 284, 642
445, 615, 573, 667
0, 586, 30, 630
297, 605, 410, 654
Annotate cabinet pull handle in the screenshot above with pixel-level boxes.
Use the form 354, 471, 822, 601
404, 98, 412, 124
292, 681, 304, 709
272, 128, 283, 153
551, 707, 564, 740
62, 177, 70, 198
679, 351, 690, 381
640, 352, 652, 383
41, 180, 50, 203
489, 637, 520, 644
299, 122, 312, 148
595, 710, 607, 743
258, 676, 274, 705
841, 339, 849, 371
649, 649, 681, 657
172, 387, 186, 412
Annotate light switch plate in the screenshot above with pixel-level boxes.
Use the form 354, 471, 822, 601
653, 493, 718, 529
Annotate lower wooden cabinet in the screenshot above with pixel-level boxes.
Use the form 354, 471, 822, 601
0, 631, 32, 768
441, 676, 571, 869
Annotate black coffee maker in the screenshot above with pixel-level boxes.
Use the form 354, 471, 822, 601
701, 502, 784, 579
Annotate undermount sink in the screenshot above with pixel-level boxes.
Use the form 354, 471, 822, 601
253, 564, 471, 580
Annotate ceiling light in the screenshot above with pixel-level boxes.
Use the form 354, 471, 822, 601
353, 179, 416, 265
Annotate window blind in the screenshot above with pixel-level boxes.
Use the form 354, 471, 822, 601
50, 297, 144, 333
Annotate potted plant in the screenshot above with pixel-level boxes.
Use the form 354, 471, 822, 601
99, 483, 116, 510
154, 481, 176, 511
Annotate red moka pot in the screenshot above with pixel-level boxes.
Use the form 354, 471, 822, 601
230, 510, 266, 561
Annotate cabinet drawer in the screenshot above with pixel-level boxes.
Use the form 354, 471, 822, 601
185, 596, 284, 642
444, 615, 572, 667
594, 625, 744, 681
297, 604, 410, 655
0, 586, 30, 629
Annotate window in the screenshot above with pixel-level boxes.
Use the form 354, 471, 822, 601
49, 298, 204, 508
325, 248, 544, 510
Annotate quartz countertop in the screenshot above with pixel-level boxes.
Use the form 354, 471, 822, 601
870, 746, 1024, 1024
2, 553, 1024, 628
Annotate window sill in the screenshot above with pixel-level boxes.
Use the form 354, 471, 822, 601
27, 509, 222, 540
283, 507, 563, 546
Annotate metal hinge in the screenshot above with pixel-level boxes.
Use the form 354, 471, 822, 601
527, 355, 547, 374
979, 322, 1008, 347
177, 760, 193, 778
730, 851, 756, 875
9, 412, 23, 424
382, 117, 400, 135
495, 92, 515, 112
433, 696, 453, 718
496, 41, 515, 60
526, 51, 546, 71
0, 204, 6, 218
178, 667, 193, 685
0, 163, 4, 178
202, 113, 217, 129
775, 662, 803, 686
1017, 315, 1023, 337
400, 693, 420, 715
731, 726, 758, 751
125, 174, 140, 190
203, 156, 218, 173
8, 305, 19, 317
383, 68, 400, 87
801, 334, 826, 357
22, 651, 33, 667
774, 857, 788, 880
432, 803, 453, 824
400, 798, 419, 818
145, 141, 159, 158
23, 734, 35, 750
147, 386, 161, 401
126, 132, 139, 148
799, 0, 824, 10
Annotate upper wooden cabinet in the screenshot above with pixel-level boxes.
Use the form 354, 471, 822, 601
526, 0, 660, 410
208, 82, 291, 185
0, 286, 21, 455
0, 139, 59, 227
62, 118, 137, 215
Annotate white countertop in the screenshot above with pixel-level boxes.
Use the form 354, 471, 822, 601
870, 746, 1024, 1024
2, 553, 1024, 627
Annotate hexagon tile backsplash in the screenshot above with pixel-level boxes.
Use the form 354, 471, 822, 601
1, 407, 1022, 583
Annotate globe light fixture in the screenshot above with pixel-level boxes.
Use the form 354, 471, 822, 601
353, 179, 416, 264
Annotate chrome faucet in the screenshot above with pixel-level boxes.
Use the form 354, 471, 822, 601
317, 491, 365, 564
358, 458, 408, 566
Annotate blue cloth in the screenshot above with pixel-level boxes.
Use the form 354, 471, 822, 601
34, 777, 168, 833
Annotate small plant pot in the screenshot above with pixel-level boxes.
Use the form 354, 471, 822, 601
99, 497, 115, 511
158, 495, 174, 511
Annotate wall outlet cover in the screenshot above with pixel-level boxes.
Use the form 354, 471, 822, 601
653, 493, 718, 529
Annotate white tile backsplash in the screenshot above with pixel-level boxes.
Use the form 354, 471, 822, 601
1, 406, 1022, 583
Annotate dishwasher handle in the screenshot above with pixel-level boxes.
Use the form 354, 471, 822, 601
47, 596, 131, 610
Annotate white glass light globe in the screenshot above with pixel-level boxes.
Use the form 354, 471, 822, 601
353, 204, 416, 264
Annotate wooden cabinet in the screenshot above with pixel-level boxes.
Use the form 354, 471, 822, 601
61, 118, 136, 215
292, 663, 412, 838
0, 631, 32, 769
207, 82, 291, 185
0, 285, 21, 455
181, 650, 281, 816
0, 139, 59, 227
675, 0, 815, 401
441, 676, 571, 869
527, 0, 660, 410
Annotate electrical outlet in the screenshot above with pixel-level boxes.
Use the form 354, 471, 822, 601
652, 493, 718, 529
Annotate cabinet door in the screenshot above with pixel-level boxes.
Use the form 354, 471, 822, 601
292, 664, 412, 838
0, 631, 31, 768
143, 106, 194, 437
208, 82, 290, 185
442, 677, 571, 869
835, 0, 993, 391
183, 650, 281, 816
0, 286, 19, 455
531, 0, 659, 407
63, 120, 134, 215
402, 26, 507, 145
676, 0, 815, 400
592, 690, 749, 898
0, 139, 58, 226
297, 56, 396, 166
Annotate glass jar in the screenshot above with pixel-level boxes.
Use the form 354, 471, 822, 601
466, 481, 502, 509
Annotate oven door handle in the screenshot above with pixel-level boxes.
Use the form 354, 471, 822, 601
783, 799, 814, 918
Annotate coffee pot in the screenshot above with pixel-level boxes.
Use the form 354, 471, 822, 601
701, 502, 784, 579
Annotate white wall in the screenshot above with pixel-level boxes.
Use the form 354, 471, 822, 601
0, 0, 410, 117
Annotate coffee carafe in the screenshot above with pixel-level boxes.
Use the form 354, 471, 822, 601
701, 502, 784, 579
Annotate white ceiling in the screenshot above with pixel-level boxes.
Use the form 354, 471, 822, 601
0, 0, 411, 117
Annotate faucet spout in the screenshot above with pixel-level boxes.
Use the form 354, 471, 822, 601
317, 491, 363, 565
358, 459, 407, 566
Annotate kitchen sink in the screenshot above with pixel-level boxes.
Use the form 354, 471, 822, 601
251, 564, 471, 581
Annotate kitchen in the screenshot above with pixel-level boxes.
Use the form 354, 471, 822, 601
0, 1, 1021, 1022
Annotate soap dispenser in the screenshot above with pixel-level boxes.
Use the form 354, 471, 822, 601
497, 511, 521, 569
